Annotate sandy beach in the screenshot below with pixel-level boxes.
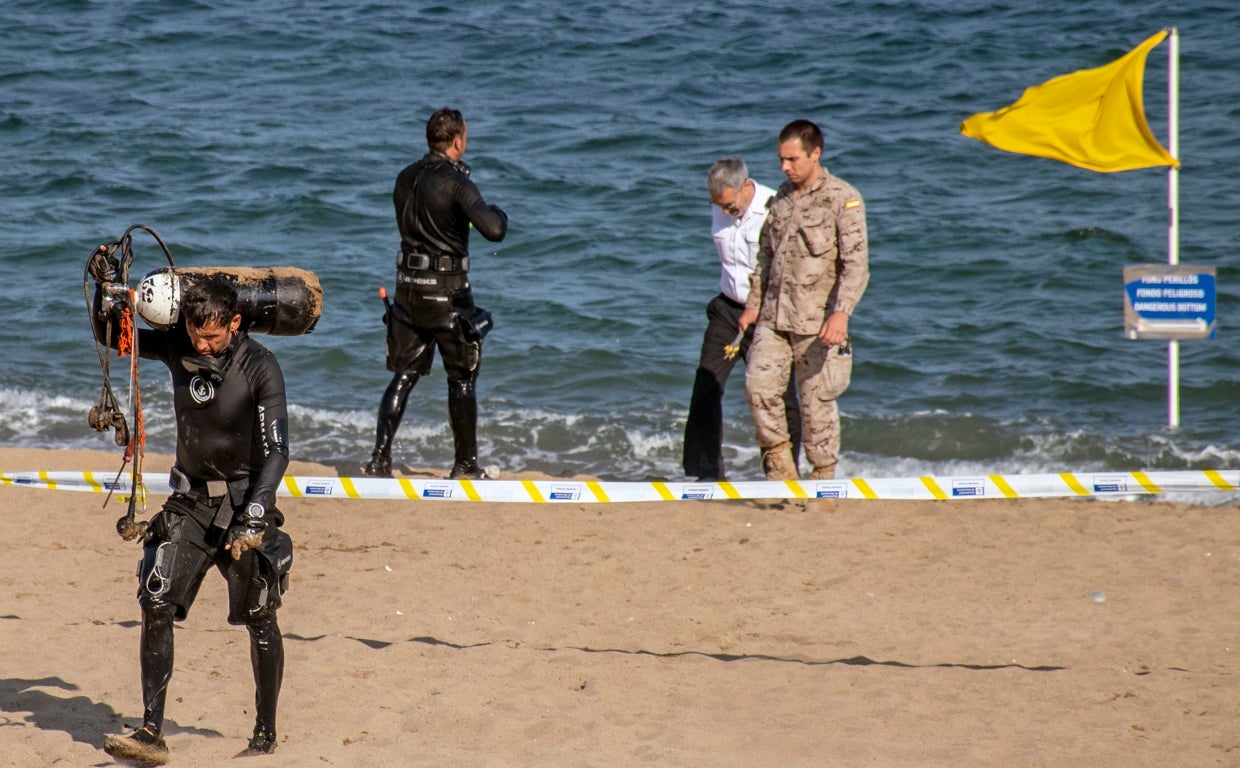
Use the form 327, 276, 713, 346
1, 445, 1236, 767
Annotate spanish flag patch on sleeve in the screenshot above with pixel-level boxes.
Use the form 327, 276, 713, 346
844, 199, 861, 209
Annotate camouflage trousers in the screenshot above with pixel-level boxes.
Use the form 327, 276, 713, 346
745, 324, 853, 472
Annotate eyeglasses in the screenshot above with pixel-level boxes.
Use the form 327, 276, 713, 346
713, 192, 744, 217
712, 183, 749, 217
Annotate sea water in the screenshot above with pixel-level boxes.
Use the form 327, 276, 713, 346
1, 0, 1237, 496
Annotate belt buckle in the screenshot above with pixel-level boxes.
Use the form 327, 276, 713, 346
435, 255, 453, 271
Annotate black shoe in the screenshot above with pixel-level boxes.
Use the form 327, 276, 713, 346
449, 460, 486, 480
362, 454, 392, 478
103, 725, 169, 765
237, 726, 277, 756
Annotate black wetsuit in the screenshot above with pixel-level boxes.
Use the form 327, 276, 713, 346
94, 299, 290, 740
367, 149, 507, 477
396, 150, 508, 261
142, 325, 289, 514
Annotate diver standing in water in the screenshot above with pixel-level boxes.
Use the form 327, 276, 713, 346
364, 107, 508, 479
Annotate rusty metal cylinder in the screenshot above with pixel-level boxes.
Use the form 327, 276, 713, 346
136, 266, 322, 336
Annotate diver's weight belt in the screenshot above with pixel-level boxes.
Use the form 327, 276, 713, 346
400, 250, 469, 273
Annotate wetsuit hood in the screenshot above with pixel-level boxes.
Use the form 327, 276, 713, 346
180, 329, 247, 383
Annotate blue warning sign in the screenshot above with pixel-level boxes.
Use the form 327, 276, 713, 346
1123, 265, 1216, 340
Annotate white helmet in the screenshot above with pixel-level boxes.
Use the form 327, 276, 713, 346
135, 268, 182, 330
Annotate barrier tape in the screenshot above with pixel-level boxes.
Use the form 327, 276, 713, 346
2, 469, 1238, 503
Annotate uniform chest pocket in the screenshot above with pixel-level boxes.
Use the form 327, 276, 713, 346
798, 206, 837, 258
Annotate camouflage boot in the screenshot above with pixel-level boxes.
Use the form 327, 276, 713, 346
761, 444, 799, 481
810, 463, 837, 480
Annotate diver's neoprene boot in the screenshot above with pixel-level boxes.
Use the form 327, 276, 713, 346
447, 379, 485, 479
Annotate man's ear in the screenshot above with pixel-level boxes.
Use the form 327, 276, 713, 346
229, 313, 243, 333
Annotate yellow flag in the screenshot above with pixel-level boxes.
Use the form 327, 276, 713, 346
961, 31, 1179, 172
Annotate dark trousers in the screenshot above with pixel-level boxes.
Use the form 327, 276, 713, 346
683, 294, 801, 479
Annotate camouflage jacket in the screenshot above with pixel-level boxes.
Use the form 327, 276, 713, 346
746, 168, 869, 335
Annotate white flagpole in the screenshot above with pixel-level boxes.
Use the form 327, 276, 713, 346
1167, 27, 1181, 427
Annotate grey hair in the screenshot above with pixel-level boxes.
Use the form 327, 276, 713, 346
707, 157, 749, 198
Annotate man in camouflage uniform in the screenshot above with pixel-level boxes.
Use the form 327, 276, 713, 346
738, 119, 869, 480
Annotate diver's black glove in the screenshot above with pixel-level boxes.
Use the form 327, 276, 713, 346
225, 502, 268, 560
87, 244, 121, 284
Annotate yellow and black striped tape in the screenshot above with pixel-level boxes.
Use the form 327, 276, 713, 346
3, 469, 1237, 503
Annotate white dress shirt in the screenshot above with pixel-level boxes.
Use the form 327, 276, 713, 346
711, 181, 776, 304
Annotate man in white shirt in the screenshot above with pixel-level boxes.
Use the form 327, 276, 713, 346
682, 157, 800, 481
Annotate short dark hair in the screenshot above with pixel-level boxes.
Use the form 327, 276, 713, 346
426, 107, 465, 152
182, 278, 239, 329
779, 119, 823, 155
